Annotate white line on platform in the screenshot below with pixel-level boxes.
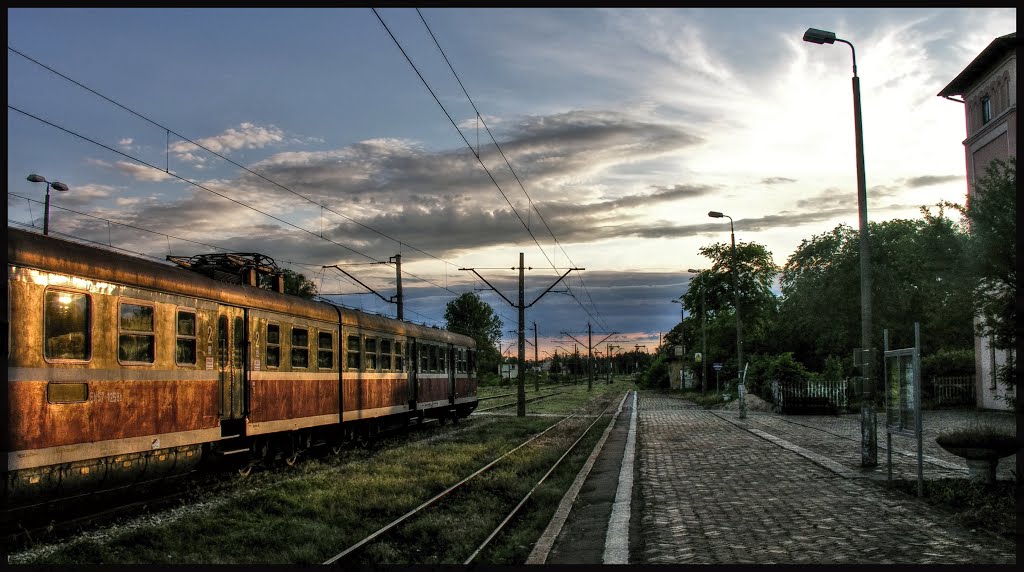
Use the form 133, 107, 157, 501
526, 391, 629, 564
603, 390, 637, 564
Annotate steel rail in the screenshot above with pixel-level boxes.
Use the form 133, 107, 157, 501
463, 398, 617, 563
322, 414, 576, 565
475, 390, 567, 413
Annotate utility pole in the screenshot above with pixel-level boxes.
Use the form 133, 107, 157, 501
391, 254, 403, 320
461, 255, 582, 417
562, 325, 617, 391
533, 321, 539, 392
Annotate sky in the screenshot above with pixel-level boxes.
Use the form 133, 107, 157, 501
6, 7, 1015, 359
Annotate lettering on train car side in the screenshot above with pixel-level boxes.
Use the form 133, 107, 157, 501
93, 390, 124, 403
253, 330, 261, 371
206, 325, 214, 370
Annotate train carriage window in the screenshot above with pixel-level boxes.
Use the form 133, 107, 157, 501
119, 302, 155, 363
469, 349, 476, 374
291, 327, 309, 368
365, 337, 378, 370
457, 348, 466, 373
266, 324, 280, 368
395, 341, 405, 372
380, 339, 392, 371
44, 290, 91, 361
346, 335, 361, 370
439, 347, 447, 373
420, 343, 429, 373
318, 331, 334, 369
429, 345, 439, 373
176, 310, 197, 365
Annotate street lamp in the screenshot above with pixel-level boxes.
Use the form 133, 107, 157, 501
688, 268, 708, 394
803, 27, 875, 467
708, 211, 746, 419
27, 174, 69, 236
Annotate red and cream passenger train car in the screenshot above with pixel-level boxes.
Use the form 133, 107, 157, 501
4, 227, 477, 504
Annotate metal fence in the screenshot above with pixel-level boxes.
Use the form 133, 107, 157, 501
771, 378, 850, 413
925, 375, 975, 406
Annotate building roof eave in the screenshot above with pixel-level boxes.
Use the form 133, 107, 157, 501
937, 32, 1018, 98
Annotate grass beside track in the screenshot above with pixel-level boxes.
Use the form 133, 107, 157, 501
10, 379, 635, 565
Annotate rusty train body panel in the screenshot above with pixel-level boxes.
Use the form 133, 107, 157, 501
4, 227, 478, 503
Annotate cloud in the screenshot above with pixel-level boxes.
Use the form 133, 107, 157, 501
118, 137, 134, 148
902, 174, 961, 188
761, 177, 796, 185
170, 122, 286, 164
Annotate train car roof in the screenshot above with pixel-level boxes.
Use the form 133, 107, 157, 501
7, 227, 473, 347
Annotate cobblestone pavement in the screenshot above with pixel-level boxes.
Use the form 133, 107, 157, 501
635, 393, 1016, 564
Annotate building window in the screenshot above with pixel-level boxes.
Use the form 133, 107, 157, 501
44, 290, 91, 361
981, 96, 992, 124
176, 310, 197, 365
380, 338, 393, 371
347, 335, 361, 370
266, 324, 280, 367
119, 302, 155, 363
318, 331, 334, 369
291, 327, 309, 368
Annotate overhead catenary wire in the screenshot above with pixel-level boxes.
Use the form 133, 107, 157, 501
412, 9, 607, 330
376, 9, 607, 330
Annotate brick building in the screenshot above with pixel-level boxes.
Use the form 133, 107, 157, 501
937, 32, 1017, 410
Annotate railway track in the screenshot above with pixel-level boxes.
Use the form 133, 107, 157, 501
476, 390, 568, 413
322, 395, 621, 565
1, 414, 450, 553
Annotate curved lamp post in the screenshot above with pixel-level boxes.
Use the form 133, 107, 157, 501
688, 268, 708, 394
670, 298, 687, 390
803, 27, 875, 467
709, 210, 745, 419
27, 174, 69, 236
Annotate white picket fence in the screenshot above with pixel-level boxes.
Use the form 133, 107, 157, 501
771, 378, 850, 412
927, 375, 975, 406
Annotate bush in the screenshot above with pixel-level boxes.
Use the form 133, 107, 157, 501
747, 352, 816, 403
921, 348, 975, 378
638, 354, 671, 389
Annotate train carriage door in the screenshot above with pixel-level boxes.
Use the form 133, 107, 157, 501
216, 305, 246, 420
447, 343, 455, 403
408, 338, 417, 408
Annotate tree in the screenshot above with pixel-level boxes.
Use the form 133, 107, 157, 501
776, 210, 975, 372
680, 240, 779, 374
947, 157, 1016, 403
444, 292, 503, 374
259, 268, 318, 299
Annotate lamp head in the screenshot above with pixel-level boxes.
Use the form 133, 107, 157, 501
687, 268, 700, 273
51, 182, 69, 192
708, 211, 724, 218
27, 174, 47, 183
671, 299, 680, 304
803, 28, 836, 45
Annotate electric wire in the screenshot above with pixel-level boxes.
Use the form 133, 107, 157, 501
411, 9, 608, 330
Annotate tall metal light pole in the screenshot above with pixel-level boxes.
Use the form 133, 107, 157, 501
688, 268, 708, 394
27, 174, 69, 236
803, 27, 876, 467
708, 211, 745, 419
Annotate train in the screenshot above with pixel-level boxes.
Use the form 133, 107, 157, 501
4, 227, 478, 505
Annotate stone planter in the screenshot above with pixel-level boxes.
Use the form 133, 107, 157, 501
935, 434, 1020, 484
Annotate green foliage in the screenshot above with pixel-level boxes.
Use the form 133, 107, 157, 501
259, 269, 318, 299
946, 157, 1016, 404
883, 478, 1015, 541
920, 348, 975, 378
747, 352, 812, 402
444, 292, 503, 374
776, 210, 974, 370
822, 354, 845, 382
638, 353, 670, 389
